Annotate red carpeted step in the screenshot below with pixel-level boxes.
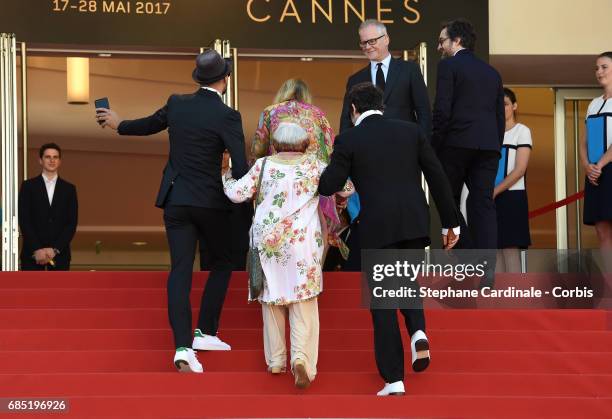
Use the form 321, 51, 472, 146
0, 271, 361, 289
3, 287, 610, 313
3, 287, 610, 312
2, 372, 612, 398
3, 328, 612, 352
0, 288, 364, 309
4, 288, 611, 313
1, 350, 611, 374
13, 395, 612, 419
1, 308, 607, 330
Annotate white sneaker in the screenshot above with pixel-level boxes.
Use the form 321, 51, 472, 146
411, 330, 430, 372
173, 347, 203, 373
192, 329, 231, 351
376, 381, 405, 396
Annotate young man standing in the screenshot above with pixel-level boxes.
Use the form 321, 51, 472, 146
19, 143, 78, 271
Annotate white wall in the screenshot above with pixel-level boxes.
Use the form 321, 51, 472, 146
490, 0, 612, 55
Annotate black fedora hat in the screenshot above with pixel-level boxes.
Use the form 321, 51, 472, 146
192, 50, 232, 85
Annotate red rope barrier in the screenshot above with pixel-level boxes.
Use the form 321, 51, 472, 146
528, 190, 585, 219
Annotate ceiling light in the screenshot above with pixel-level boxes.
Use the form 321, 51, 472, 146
98, 53, 112, 57
132, 241, 148, 246
300, 57, 313, 62
66, 57, 89, 104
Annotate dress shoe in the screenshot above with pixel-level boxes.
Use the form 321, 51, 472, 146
376, 381, 405, 396
192, 329, 231, 351
293, 359, 311, 389
173, 347, 203, 373
268, 365, 286, 374
411, 330, 430, 372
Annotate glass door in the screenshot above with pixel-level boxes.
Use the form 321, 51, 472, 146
208, 39, 238, 110
1, 33, 20, 271
403, 42, 429, 200
554, 89, 601, 252
12, 44, 210, 270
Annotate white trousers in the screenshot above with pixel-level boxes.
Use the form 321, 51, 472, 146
261, 298, 319, 381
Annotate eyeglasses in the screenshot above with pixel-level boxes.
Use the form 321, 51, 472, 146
359, 34, 386, 48
438, 37, 449, 46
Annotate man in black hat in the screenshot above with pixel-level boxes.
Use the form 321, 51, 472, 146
97, 50, 248, 373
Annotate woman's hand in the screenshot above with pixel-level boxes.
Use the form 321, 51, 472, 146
493, 186, 501, 200
222, 167, 232, 182
586, 163, 602, 186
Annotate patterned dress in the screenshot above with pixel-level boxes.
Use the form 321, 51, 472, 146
251, 100, 348, 258
251, 100, 334, 163
223, 154, 352, 305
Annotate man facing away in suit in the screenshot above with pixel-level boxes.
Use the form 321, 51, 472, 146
97, 50, 249, 373
319, 83, 460, 396
432, 19, 505, 251
19, 143, 78, 271
336, 19, 432, 271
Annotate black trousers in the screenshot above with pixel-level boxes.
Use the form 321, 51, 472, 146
371, 238, 427, 383
437, 146, 499, 250
200, 202, 252, 271
342, 220, 362, 272
164, 205, 233, 348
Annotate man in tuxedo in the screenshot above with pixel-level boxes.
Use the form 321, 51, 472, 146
97, 50, 249, 373
319, 83, 460, 396
19, 143, 78, 271
432, 19, 505, 250
336, 19, 431, 271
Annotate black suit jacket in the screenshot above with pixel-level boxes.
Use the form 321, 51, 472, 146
318, 114, 459, 249
18, 175, 78, 266
432, 49, 505, 151
340, 57, 431, 136
118, 89, 248, 209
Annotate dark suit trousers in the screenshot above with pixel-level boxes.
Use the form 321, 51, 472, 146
200, 203, 252, 271
371, 238, 427, 383
437, 146, 499, 250
163, 205, 233, 348
341, 220, 361, 272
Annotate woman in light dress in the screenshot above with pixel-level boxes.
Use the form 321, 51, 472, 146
223, 121, 353, 389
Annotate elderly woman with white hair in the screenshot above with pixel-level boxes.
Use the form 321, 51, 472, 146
223, 121, 353, 389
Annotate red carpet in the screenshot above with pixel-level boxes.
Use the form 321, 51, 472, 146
0, 271, 611, 418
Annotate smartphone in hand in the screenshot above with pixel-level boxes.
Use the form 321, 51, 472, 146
94, 97, 110, 125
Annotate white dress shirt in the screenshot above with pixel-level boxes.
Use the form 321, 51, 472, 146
370, 54, 392, 85
442, 226, 461, 236
42, 173, 58, 205
201, 86, 223, 99
354, 110, 383, 126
